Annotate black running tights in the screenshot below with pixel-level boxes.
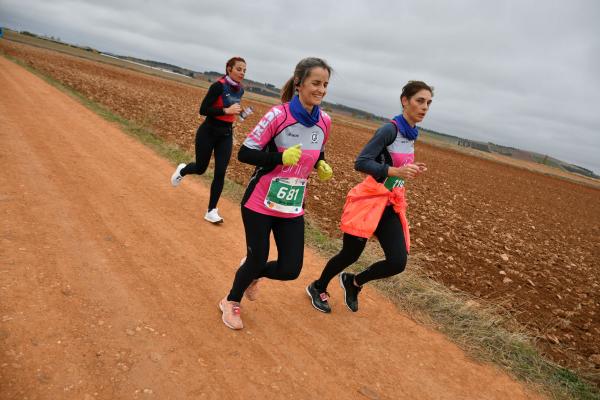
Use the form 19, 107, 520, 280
315, 205, 408, 291
227, 206, 305, 302
181, 123, 232, 210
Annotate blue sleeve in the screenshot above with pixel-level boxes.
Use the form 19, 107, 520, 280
354, 123, 397, 179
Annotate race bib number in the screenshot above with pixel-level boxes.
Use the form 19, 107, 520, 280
264, 177, 307, 214
383, 176, 405, 191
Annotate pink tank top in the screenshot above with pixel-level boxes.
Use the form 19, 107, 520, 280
243, 103, 331, 218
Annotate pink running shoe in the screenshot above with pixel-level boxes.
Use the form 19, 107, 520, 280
219, 297, 243, 330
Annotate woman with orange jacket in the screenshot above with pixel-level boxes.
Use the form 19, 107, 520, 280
306, 81, 433, 313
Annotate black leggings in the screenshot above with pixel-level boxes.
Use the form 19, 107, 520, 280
181, 122, 232, 210
315, 205, 408, 291
227, 206, 305, 302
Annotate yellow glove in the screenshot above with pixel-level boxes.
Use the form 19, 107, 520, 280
282, 144, 302, 166
316, 160, 333, 181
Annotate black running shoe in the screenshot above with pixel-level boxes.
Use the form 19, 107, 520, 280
339, 272, 361, 312
306, 281, 331, 313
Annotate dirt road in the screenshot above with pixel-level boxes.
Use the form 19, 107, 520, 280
0, 56, 543, 399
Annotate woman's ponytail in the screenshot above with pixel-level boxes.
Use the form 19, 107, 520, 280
280, 77, 296, 103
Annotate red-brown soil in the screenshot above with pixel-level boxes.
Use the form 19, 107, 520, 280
1, 38, 599, 380
0, 50, 551, 399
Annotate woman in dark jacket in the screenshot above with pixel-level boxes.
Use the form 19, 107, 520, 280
171, 57, 247, 224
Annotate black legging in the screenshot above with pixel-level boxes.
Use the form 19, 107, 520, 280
315, 205, 408, 291
227, 206, 305, 302
181, 122, 232, 210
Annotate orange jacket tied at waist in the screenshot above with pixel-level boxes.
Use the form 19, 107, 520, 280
340, 176, 410, 253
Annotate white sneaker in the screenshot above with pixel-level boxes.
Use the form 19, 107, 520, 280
204, 208, 224, 224
171, 163, 186, 187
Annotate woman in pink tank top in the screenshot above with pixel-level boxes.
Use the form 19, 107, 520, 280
219, 58, 335, 330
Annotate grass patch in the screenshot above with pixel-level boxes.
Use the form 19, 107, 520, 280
3, 51, 598, 400
374, 269, 599, 399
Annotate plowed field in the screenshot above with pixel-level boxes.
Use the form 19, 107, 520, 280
2, 39, 599, 378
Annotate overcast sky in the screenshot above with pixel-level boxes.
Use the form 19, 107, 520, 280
2, 0, 599, 173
